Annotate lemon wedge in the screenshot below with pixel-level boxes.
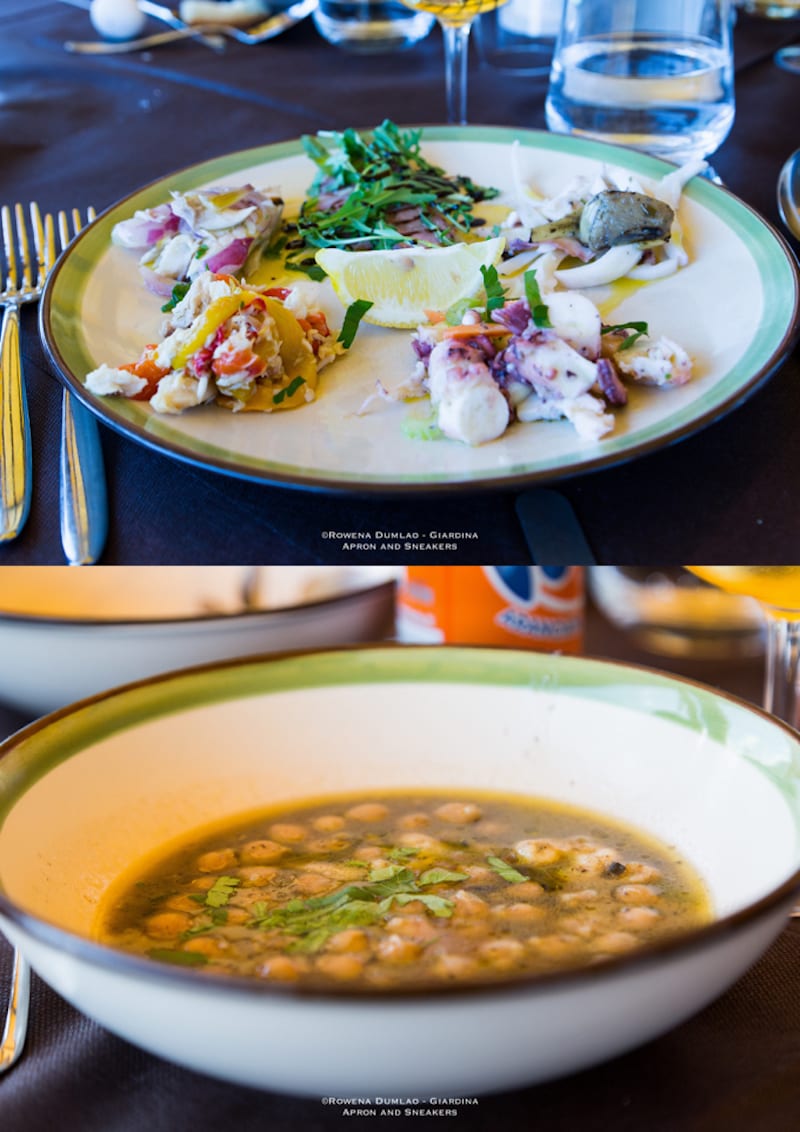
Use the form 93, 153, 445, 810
315, 237, 506, 329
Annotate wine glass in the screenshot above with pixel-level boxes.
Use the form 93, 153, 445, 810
400, 0, 509, 124
685, 568, 800, 727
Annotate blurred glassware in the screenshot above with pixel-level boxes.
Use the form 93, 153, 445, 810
737, 0, 800, 16
476, 0, 563, 74
589, 567, 765, 659
546, 0, 735, 163
398, 0, 509, 124
313, 0, 433, 52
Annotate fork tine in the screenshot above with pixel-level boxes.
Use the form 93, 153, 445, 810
57, 210, 70, 255
44, 213, 56, 276
1, 206, 17, 293
30, 203, 47, 289
15, 204, 32, 294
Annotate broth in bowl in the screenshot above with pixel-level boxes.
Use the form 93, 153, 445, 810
98, 790, 711, 988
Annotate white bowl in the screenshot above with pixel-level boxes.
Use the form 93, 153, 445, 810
0, 646, 799, 1096
0, 567, 396, 716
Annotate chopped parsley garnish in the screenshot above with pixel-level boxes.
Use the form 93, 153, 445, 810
195, 243, 209, 259
480, 264, 506, 316
160, 281, 190, 313
486, 856, 528, 884
338, 299, 373, 349
601, 321, 649, 350
523, 269, 552, 329
246, 861, 465, 953
204, 875, 241, 908
272, 375, 306, 404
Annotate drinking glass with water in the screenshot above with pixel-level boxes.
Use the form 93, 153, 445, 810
313, 0, 434, 52
546, 0, 735, 163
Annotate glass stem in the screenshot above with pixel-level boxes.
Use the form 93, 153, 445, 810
763, 614, 800, 728
441, 21, 472, 125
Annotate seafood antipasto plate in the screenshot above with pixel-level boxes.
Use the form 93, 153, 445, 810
41, 126, 799, 493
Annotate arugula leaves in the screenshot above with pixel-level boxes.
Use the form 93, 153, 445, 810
290, 121, 499, 270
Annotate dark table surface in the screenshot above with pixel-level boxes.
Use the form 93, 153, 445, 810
0, 3, 799, 565
1, 596, 800, 1131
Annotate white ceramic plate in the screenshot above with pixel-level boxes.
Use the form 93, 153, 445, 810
41, 127, 799, 493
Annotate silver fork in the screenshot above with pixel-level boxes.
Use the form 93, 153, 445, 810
0, 947, 30, 1074
54, 209, 108, 566
0, 203, 39, 541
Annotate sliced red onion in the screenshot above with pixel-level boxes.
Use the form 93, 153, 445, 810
112, 208, 179, 250
139, 266, 176, 298
204, 238, 253, 274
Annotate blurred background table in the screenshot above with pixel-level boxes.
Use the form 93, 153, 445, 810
1, 597, 800, 1130
1, 3, 799, 564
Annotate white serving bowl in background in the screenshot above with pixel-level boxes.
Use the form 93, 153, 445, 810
0, 566, 397, 716
1, 646, 799, 1096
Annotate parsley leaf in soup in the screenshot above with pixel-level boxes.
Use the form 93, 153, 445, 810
487, 856, 528, 884
148, 948, 208, 967
418, 868, 469, 886
204, 875, 241, 908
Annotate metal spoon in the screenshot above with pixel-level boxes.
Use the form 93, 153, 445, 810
64, 0, 316, 52
777, 147, 800, 241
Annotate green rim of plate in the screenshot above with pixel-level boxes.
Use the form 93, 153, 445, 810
2, 646, 799, 827
41, 127, 800, 492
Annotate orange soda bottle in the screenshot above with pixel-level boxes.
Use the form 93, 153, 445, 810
397, 567, 584, 653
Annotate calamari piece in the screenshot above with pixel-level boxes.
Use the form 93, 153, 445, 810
544, 291, 601, 359
426, 339, 510, 446
85, 363, 147, 399
555, 245, 643, 290
613, 336, 692, 387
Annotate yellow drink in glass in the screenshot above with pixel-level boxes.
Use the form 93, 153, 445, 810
686, 567, 800, 613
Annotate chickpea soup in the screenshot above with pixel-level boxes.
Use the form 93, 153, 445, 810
97, 792, 712, 989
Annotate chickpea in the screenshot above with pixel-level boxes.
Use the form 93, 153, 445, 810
240, 840, 287, 865
326, 929, 370, 953
269, 823, 307, 844
259, 955, 309, 982
594, 931, 639, 954
624, 862, 663, 885
385, 915, 439, 941
237, 866, 278, 886
490, 902, 544, 924
163, 894, 202, 914
462, 865, 495, 885
614, 884, 661, 905
183, 936, 228, 958
531, 935, 584, 961
304, 862, 366, 881
514, 839, 561, 866
398, 812, 430, 830
144, 911, 192, 939
376, 934, 423, 964
572, 849, 619, 876
434, 802, 482, 824
315, 953, 366, 981
505, 881, 544, 901
451, 890, 490, 920
477, 938, 525, 968
190, 877, 215, 892
196, 847, 237, 872
346, 802, 389, 823
294, 872, 337, 897
434, 953, 480, 980
558, 889, 599, 907
560, 915, 604, 939
306, 835, 352, 854
391, 898, 426, 916
350, 845, 385, 861
398, 832, 444, 852
618, 905, 661, 929
225, 907, 250, 925
312, 814, 346, 832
